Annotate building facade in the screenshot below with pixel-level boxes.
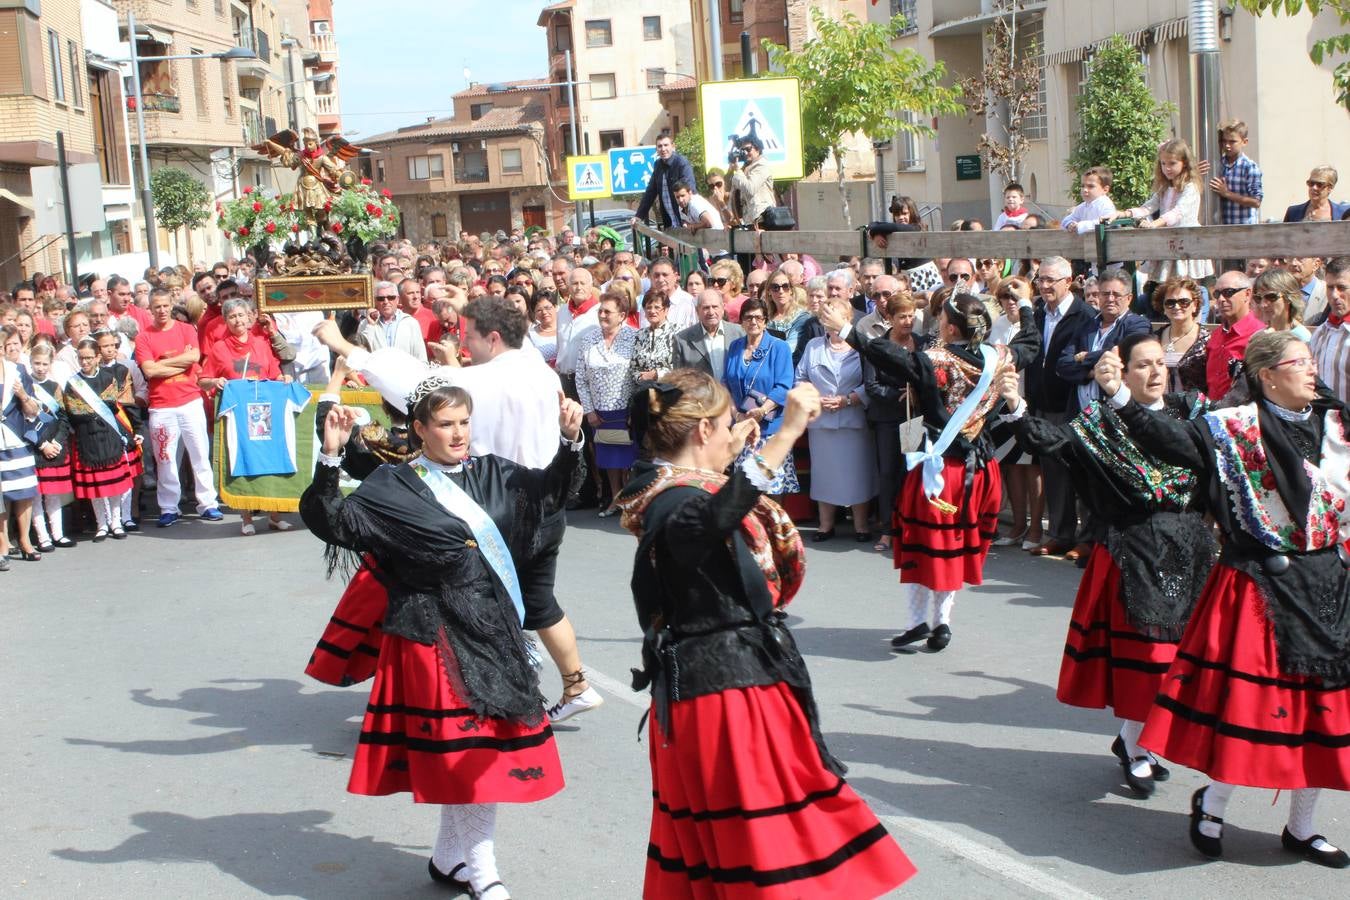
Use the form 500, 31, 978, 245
869, 0, 1350, 229
538, 0, 694, 215
364, 81, 554, 241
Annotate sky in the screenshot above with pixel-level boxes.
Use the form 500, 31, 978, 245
336, 1, 548, 140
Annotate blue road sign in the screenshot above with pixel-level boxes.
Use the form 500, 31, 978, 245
608, 146, 658, 195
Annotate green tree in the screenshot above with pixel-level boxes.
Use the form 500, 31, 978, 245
672, 119, 709, 194
1237, 0, 1350, 106
959, 12, 1042, 184
1065, 34, 1175, 209
764, 9, 964, 226
150, 167, 212, 264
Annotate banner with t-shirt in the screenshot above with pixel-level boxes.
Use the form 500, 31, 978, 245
213, 385, 389, 512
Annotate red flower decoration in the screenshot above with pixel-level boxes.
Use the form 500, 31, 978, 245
935, 368, 948, 388
1260, 470, 1277, 491
291, 223, 300, 233
372, 208, 383, 218
264, 221, 277, 234
1291, 528, 1306, 547
381, 189, 392, 198
242, 186, 254, 195
331, 222, 343, 234
324, 200, 333, 211
361, 177, 372, 185
238, 225, 250, 236
252, 201, 264, 213
1312, 530, 1326, 549
366, 203, 377, 214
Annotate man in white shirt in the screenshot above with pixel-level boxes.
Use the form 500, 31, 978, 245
1059, 167, 1118, 235
274, 309, 331, 385
1310, 256, 1350, 403
647, 257, 696, 329
555, 267, 601, 382
674, 182, 723, 234
313, 295, 604, 723
356, 281, 427, 362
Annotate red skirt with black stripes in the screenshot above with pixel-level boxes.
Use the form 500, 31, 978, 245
894, 457, 1001, 591
1141, 564, 1350, 790
347, 632, 564, 804
70, 448, 133, 499
645, 682, 915, 900
1057, 545, 1181, 722
305, 559, 387, 687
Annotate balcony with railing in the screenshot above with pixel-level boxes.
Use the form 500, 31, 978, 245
310, 30, 339, 62
315, 93, 339, 117
454, 151, 489, 184
130, 92, 181, 114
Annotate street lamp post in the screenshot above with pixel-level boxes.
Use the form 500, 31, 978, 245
118, 11, 255, 269
488, 66, 586, 232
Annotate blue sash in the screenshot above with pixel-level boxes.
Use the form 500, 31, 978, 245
903, 343, 997, 504
411, 456, 526, 626
65, 373, 127, 447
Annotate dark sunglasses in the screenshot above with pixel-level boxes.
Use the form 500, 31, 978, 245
708, 180, 724, 188
710, 277, 730, 287
1213, 286, 1248, 299
768, 282, 791, 291
870, 290, 897, 301
1257, 291, 1285, 303
1163, 297, 1193, 309
375, 294, 398, 301
948, 272, 972, 282
1307, 180, 1332, 189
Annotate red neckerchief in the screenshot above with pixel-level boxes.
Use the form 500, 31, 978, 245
1004, 206, 1028, 217
568, 294, 598, 316
1331, 314, 1345, 328
301, 146, 323, 160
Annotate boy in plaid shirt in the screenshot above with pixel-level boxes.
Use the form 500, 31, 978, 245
1208, 118, 1262, 224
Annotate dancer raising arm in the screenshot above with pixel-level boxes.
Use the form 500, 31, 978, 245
616, 375, 915, 898
1097, 332, 1350, 868
998, 332, 1216, 799
301, 384, 585, 898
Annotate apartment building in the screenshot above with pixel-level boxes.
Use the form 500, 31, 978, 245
538, 0, 694, 214
274, 0, 341, 139
0, 0, 137, 285
364, 81, 555, 240
870, 0, 1350, 228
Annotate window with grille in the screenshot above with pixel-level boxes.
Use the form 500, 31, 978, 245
1019, 16, 1048, 140
585, 19, 612, 48
890, 0, 918, 34
644, 16, 661, 41
432, 213, 448, 237
896, 111, 925, 171
646, 68, 665, 89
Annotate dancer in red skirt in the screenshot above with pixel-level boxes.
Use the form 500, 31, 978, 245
997, 333, 1216, 797
301, 381, 584, 899
24, 343, 76, 551
60, 338, 140, 541
1101, 330, 1350, 867
617, 373, 914, 899
820, 293, 1039, 652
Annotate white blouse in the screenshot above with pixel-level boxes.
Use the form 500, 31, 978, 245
575, 326, 638, 413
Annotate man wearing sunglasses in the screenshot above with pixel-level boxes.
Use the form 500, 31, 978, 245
1204, 271, 1263, 399
632, 133, 695, 229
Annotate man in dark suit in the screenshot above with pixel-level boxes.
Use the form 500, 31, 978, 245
1025, 256, 1092, 559
672, 289, 745, 381
632, 133, 696, 229
1054, 268, 1152, 415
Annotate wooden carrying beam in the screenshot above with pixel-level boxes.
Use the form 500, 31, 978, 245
646, 220, 1350, 262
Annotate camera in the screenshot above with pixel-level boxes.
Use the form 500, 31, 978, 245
728, 146, 749, 166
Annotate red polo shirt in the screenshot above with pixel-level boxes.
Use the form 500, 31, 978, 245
1205, 311, 1264, 399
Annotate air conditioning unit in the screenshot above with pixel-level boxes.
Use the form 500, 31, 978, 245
452, 141, 460, 153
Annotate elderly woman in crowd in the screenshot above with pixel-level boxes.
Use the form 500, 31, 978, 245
796, 295, 877, 542
1253, 268, 1311, 341
1152, 277, 1209, 394
526, 288, 559, 367
53, 309, 91, 380
766, 267, 814, 363
985, 276, 1044, 549
1, 324, 40, 568
726, 297, 798, 494
629, 289, 676, 384
576, 288, 639, 517
864, 292, 929, 553
710, 259, 747, 323
1284, 165, 1349, 221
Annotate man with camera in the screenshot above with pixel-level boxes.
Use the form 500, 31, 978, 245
727, 136, 777, 228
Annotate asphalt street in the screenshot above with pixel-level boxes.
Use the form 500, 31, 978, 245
3, 509, 1347, 898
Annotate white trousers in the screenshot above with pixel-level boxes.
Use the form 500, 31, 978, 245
148, 399, 218, 514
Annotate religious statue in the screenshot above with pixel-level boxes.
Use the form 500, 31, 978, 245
252, 127, 366, 223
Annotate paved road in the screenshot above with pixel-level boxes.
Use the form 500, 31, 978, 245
4, 510, 1346, 898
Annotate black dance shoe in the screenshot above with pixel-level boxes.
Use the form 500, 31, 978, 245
811, 529, 835, 543
1111, 736, 1169, 784
1281, 828, 1350, 868
53, 537, 77, 548
428, 858, 471, 889
926, 624, 952, 651
1189, 787, 1223, 858
890, 624, 930, 648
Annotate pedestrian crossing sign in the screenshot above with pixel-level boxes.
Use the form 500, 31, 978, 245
699, 77, 804, 181
567, 155, 612, 200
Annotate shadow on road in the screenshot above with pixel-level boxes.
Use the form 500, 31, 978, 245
790, 625, 900, 662
53, 809, 430, 899
65, 679, 362, 756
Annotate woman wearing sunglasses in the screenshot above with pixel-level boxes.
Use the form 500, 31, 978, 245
1152, 278, 1210, 394
1284, 165, 1350, 222
1098, 331, 1350, 869
1253, 269, 1311, 341
709, 259, 747, 324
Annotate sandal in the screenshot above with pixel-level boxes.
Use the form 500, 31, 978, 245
873, 538, 891, 552
241, 523, 257, 536
14, 548, 42, 561
268, 519, 293, 531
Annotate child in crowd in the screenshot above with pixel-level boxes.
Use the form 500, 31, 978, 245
1209, 118, 1263, 225
1060, 167, 1117, 234
25, 342, 74, 551
994, 182, 1030, 230
1114, 138, 1214, 290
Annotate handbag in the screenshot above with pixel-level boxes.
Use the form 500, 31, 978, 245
594, 428, 631, 445
22, 410, 56, 447
759, 206, 796, 231
898, 390, 925, 453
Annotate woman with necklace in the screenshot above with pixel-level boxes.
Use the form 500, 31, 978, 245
576, 289, 639, 516
796, 295, 876, 542
60, 338, 140, 542
301, 381, 584, 899
1098, 331, 1350, 868
819, 293, 1039, 653
526, 289, 559, 367
629, 288, 676, 383
724, 297, 797, 495
1152, 278, 1208, 394
999, 333, 1215, 799
616, 374, 915, 898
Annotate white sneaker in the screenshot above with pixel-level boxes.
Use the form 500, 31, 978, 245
547, 686, 604, 723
